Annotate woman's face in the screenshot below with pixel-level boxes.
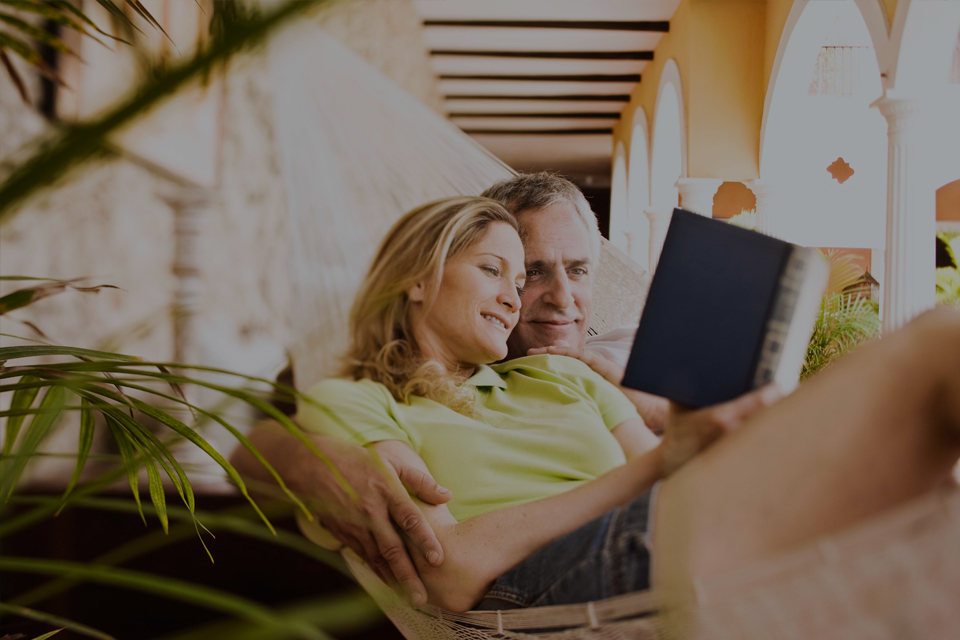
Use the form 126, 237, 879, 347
409, 222, 525, 372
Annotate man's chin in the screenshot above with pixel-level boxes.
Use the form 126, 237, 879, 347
507, 327, 582, 359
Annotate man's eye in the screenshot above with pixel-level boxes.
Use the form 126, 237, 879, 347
526, 269, 542, 278
569, 268, 587, 277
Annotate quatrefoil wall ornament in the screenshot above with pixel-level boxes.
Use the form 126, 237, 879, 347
827, 157, 855, 184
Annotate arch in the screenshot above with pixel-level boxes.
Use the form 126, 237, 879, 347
609, 141, 629, 253
889, 0, 960, 92
650, 59, 685, 215
760, 0, 887, 249
627, 107, 651, 266
761, 0, 891, 169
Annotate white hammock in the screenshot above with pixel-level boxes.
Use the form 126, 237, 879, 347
267, 18, 960, 640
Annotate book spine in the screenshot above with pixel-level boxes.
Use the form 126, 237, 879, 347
753, 247, 808, 387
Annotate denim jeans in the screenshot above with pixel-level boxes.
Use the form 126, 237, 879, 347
476, 489, 655, 609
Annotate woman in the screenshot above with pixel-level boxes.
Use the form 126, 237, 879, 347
299, 196, 960, 613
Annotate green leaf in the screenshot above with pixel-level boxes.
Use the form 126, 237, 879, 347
103, 414, 145, 525
93, 0, 143, 35
31, 630, 64, 640
2, 375, 40, 457
0, 601, 115, 640
127, 395, 277, 535
0, 46, 28, 101
0, 345, 141, 361
0, 385, 65, 500
56, 398, 95, 515
48, 0, 130, 44
0, 13, 76, 56
0, 557, 330, 639
0, 0, 106, 46
1, 28, 43, 64
0, 280, 120, 315
123, 0, 171, 43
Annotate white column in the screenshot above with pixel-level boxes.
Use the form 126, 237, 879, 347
744, 179, 776, 236
644, 209, 672, 274
162, 189, 211, 366
675, 178, 723, 217
873, 94, 936, 333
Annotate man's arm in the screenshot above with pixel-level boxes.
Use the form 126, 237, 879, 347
230, 421, 451, 606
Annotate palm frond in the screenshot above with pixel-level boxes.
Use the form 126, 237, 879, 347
0, 0, 326, 219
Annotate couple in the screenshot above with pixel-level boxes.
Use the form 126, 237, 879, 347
234, 173, 960, 614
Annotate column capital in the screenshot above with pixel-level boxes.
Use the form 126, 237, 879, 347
674, 178, 723, 217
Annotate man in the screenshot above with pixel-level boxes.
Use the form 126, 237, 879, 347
230, 173, 774, 606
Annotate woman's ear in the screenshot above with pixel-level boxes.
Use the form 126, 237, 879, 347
407, 280, 426, 303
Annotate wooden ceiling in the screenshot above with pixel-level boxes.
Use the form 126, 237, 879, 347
413, 0, 682, 181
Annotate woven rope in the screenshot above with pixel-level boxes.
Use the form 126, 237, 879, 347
330, 487, 960, 640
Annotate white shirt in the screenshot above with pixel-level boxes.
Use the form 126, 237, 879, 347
584, 324, 637, 368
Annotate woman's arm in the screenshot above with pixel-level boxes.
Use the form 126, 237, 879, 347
373, 432, 666, 612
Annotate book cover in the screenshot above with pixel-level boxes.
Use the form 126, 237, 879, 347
621, 209, 828, 407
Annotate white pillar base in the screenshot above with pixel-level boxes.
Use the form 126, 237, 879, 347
675, 178, 723, 217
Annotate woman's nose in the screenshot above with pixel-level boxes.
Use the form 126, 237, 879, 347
499, 283, 521, 311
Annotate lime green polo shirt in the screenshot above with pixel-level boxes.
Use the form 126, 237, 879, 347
299, 354, 639, 522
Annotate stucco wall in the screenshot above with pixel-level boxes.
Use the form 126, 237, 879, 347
614, 0, 767, 182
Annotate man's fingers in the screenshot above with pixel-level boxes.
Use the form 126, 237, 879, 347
388, 495, 444, 567
371, 523, 428, 607
396, 465, 451, 505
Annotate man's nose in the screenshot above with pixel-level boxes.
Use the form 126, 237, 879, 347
543, 274, 574, 310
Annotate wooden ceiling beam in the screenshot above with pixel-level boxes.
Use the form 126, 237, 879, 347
423, 20, 669, 32
439, 73, 641, 82
449, 112, 620, 119
431, 50, 653, 60
461, 128, 614, 135
446, 94, 630, 102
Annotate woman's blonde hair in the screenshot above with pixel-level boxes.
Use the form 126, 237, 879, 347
341, 196, 519, 412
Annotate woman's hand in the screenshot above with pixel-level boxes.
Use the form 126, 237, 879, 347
659, 384, 783, 476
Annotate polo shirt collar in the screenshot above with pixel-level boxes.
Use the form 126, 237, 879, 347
466, 364, 508, 389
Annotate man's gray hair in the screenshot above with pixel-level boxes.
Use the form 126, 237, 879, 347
481, 172, 601, 261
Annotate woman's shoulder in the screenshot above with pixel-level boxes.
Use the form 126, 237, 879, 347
303, 376, 395, 409
493, 353, 597, 380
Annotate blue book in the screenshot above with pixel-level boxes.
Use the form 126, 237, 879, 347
621, 208, 829, 407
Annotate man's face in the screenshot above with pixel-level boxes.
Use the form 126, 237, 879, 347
506, 201, 594, 359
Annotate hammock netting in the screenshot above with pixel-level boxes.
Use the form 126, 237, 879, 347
267, 18, 960, 640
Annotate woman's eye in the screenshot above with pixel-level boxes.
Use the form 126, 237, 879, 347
482, 266, 500, 277
516, 285, 525, 295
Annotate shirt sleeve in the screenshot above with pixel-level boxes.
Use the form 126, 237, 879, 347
298, 378, 414, 448
556, 356, 641, 431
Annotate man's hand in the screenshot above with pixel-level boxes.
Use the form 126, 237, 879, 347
233, 425, 451, 606
659, 384, 783, 476
527, 344, 670, 433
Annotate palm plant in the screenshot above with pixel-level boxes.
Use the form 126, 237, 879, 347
801, 250, 880, 381
0, 2, 379, 638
